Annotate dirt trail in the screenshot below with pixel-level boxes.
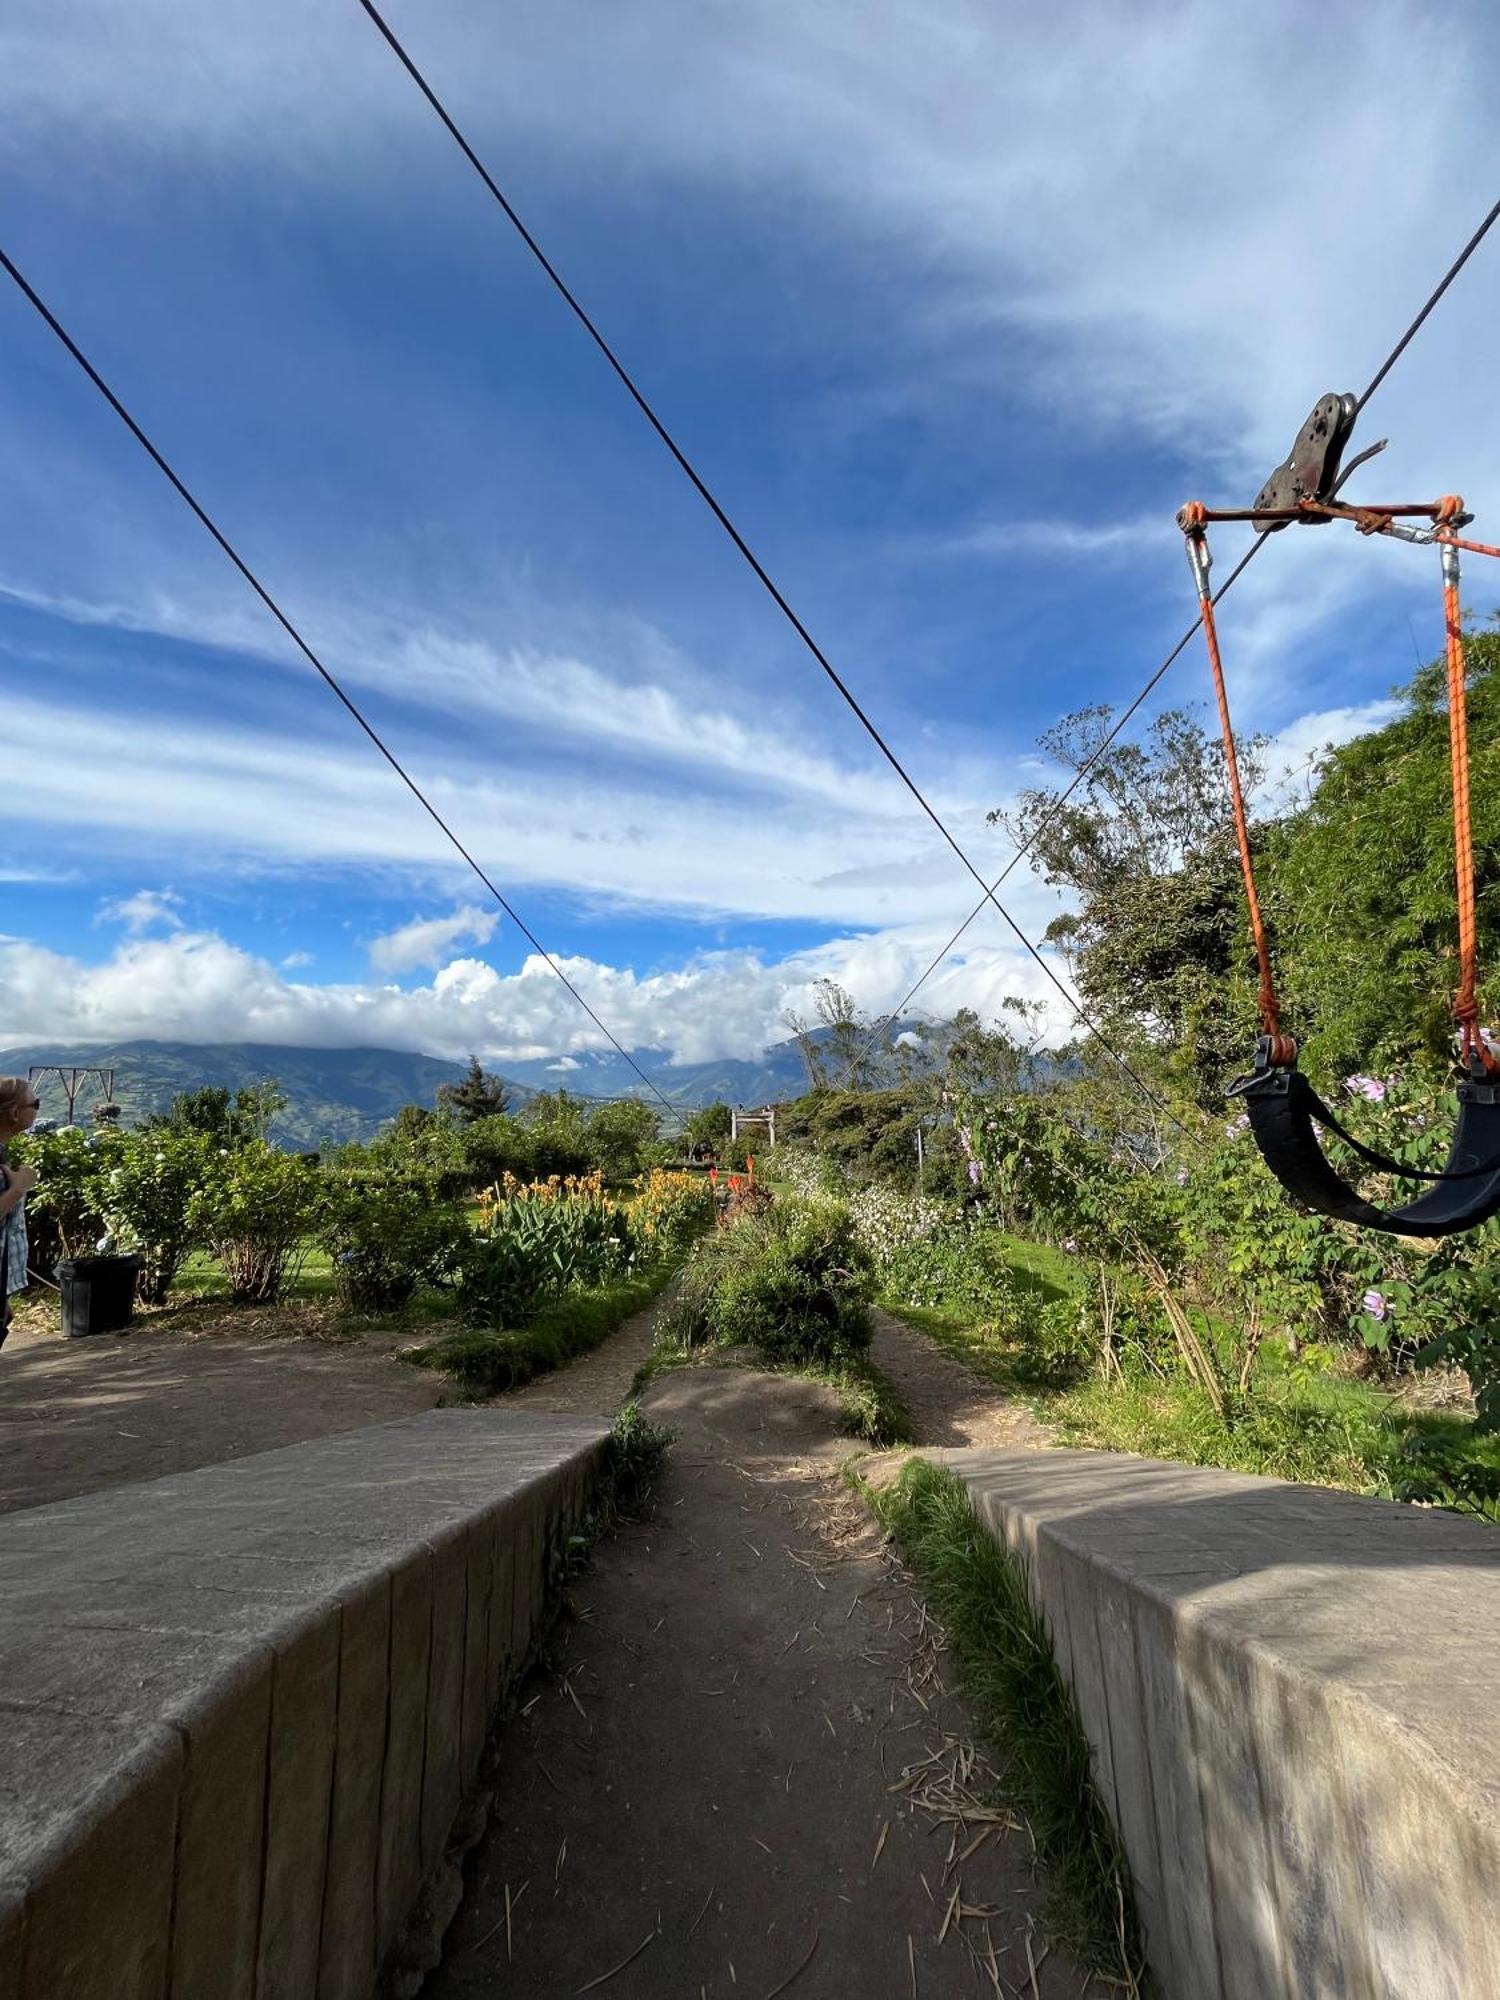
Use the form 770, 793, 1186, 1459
500, 1284, 678, 1418
428, 1350, 1097, 1999
0, 1304, 442, 1515
866, 1308, 1053, 1454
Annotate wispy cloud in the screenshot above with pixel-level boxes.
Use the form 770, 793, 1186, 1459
368, 903, 498, 974
95, 887, 184, 933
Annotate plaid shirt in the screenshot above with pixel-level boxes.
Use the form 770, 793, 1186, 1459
0, 1149, 29, 1297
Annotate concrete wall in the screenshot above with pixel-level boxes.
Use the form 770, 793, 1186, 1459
941, 1446, 1500, 2000
0, 1409, 609, 2000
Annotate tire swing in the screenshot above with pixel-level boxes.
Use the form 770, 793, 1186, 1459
1177, 404, 1500, 1236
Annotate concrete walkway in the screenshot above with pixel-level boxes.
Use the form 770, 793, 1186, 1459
429, 1347, 1103, 1998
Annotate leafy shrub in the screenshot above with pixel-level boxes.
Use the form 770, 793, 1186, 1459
407, 1268, 667, 1395
96, 1129, 217, 1303
189, 1142, 326, 1303
11, 1125, 114, 1265
584, 1100, 661, 1184
665, 1197, 873, 1366
1000, 1289, 1095, 1389
320, 1170, 470, 1314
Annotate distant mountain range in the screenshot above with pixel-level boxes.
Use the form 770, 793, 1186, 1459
0, 1034, 859, 1149
0, 1021, 976, 1150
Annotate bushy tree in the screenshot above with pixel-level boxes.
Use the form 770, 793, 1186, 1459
152, 1080, 287, 1147
96, 1129, 217, 1303
584, 1100, 661, 1183
518, 1091, 593, 1178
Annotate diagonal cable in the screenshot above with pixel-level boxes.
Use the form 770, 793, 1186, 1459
356, 0, 1178, 1124
0, 244, 682, 1120
835, 192, 1500, 1079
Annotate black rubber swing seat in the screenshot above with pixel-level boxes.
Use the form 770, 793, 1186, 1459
1235, 1062, 1500, 1237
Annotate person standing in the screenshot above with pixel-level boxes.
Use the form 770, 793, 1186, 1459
0, 1078, 40, 1349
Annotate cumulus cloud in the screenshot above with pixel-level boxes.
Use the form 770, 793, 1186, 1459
0, 919, 1079, 1070
368, 903, 499, 974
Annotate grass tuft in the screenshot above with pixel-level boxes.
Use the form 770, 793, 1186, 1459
402, 1265, 673, 1396
858, 1456, 1147, 1987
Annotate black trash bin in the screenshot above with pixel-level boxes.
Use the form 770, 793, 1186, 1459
56, 1254, 144, 1338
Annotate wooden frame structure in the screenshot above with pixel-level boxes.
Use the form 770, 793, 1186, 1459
28, 1064, 117, 1126
729, 1103, 778, 1147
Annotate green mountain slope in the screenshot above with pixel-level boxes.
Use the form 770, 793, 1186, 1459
0, 1041, 479, 1150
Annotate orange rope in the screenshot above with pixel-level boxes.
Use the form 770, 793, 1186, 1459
1179, 503, 1291, 1059
1438, 530, 1500, 560
1441, 543, 1496, 1071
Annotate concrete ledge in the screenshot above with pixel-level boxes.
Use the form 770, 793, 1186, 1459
0, 1409, 610, 2000
938, 1446, 1500, 2000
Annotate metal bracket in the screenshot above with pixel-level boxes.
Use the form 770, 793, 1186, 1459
1251, 392, 1358, 527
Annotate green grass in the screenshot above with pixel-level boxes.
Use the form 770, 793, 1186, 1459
1053, 1368, 1500, 1516
401, 1262, 677, 1397
991, 1230, 1089, 1302
879, 1297, 1038, 1395
886, 1229, 1500, 1520
857, 1456, 1145, 1986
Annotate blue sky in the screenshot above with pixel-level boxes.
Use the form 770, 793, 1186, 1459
2, 1, 1497, 1068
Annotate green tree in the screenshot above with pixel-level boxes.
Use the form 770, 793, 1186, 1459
585, 1100, 661, 1183
1266, 632, 1500, 1080
437, 1055, 512, 1123
682, 1102, 732, 1155
154, 1080, 287, 1146
998, 703, 1265, 1104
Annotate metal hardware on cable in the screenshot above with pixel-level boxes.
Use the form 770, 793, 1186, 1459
1179, 399, 1500, 1234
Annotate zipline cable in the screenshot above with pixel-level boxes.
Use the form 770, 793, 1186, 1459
0, 244, 683, 1123
832, 192, 1500, 1079
355, 0, 1179, 1129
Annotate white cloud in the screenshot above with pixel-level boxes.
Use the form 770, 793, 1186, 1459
0, 918, 1079, 1071
281, 950, 313, 968
0, 685, 1028, 935
95, 888, 184, 933
920, 515, 1173, 564
547, 1056, 581, 1072
368, 903, 499, 974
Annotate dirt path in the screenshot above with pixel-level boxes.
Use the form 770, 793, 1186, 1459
867, 1308, 1053, 1453
0, 1304, 443, 1515
0, 1275, 674, 1515
498, 1284, 678, 1418
426, 1365, 1102, 2000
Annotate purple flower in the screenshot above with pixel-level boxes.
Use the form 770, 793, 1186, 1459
1344, 1075, 1386, 1103
1175, 1167, 1190, 1187
1224, 1113, 1250, 1139
1362, 1289, 1388, 1323
1063, 1237, 1078, 1253
967, 1159, 982, 1185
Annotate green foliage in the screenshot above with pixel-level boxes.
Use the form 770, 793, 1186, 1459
461, 1189, 641, 1325
437, 1055, 512, 1123
599, 1403, 676, 1521
406, 1268, 668, 1396
664, 1196, 874, 1366
188, 1142, 326, 1303
1268, 633, 1500, 1078
10, 1125, 113, 1263
95, 1129, 217, 1303
583, 1099, 661, 1183
682, 1101, 732, 1153
319, 1170, 470, 1314
151, 1080, 287, 1147
862, 1458, 1145, 1980
517, 1091, 594, 1178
